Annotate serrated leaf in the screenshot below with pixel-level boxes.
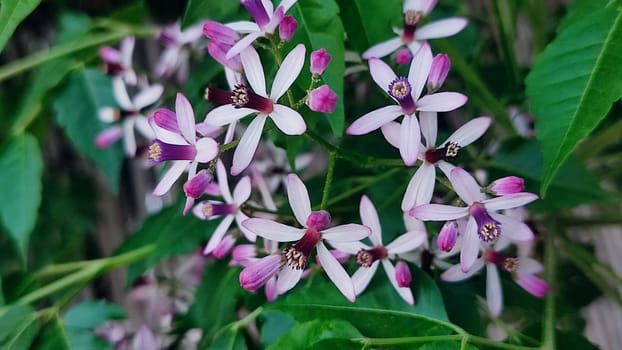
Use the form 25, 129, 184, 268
266, 319, 362, 350
0, 303, 39, 349
53, 68, 124, 192
181, 0, 239, 29
290, 0, 346, 136
0, 0, 41, 52
0, 133, 43, 259
525, 3, 622, 195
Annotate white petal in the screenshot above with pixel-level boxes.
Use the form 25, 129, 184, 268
286, 173, 312, 227
231, 116, 266, 175
486, 264, 503, 317
233, 176, 252, 204
243, 218, 304, 242
133, 84, 163, 110
226, 21, 259, 33
194, 137, 219, 163
362, 37, 403, 59
175, 93, 197, 144
322, 224, 370, 243
406, 40, 422, 55
442, 116, 491, 147
380, 121, 400, 148
270, 44, 306, 100
382, 259, 414, 305
408, 42, 432, 100
153, 161, 188, 196
134, 116, 154, 140
369, 58, 398, 92
236, 212, 257, 242
401, 163, 435, 211
346, 105, 403, 135
419, 111, 438, 147
417, 92, 468, 112
279, 0, 297, 13
205, 105, 255, 126
386, 231, 426, 254
276, 266, 304, 294
149, 119, 187, 145
399, 115, 420, 166
327, 241, 369, 255
98, 107, 117, 123
441, 259, 485, 281
483, 193, 539, 211
227, 31, 263, 59
203, 215, 235, 255
416, 18, 468, 40
122, 118, 137, 156
216, 159, 233, 203
120, 36, 135, 67
360, 195, 382, 246
460, 217, 481, 272
437, 161, 455, 178
517, 257, 543, 276
240, 45, 267, 96
352, 262, 379, 295
270, 104, 306, 135
449, 167, 486, 204
409, 204, 468, 221
317, 242, 356, 302
113, 77, 133, 110
491, 213, 535, 242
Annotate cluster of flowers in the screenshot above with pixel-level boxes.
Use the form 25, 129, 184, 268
95, 0, 548, 339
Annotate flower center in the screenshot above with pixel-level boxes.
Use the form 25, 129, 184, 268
231, 84, 274, 114
355, 246, 388, 267
282, 228, 321, 270
148, 140, 196, 163
424, 142, 461, 164
201, 202, 238, 217
402, 10, 423, 43
388, 77, 416, 115
484, 250, 519, 273
470, 202, 501, 242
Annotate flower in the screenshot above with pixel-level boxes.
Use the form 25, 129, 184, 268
306, 85, 338, 113
225, 0, 298, 59
347, 43, 467, 166
204, 45, 307, 175
395, 48, 412, 65
204, 21, 243, 72
242, 174, 370, 301
331, 196, 426, 304
182, 170, 219, 214
487, 176, 525, 196
427, 53, 450, 93
149, 93, 219, 196
279, 15, 298, 42
362, 0, 467, 59
99, 36, 137, 85
381, 115, 491, 211
410, 167, 538, 272
96, 77, 162, 156
155, 20, 205, 84
193, 160, 256, 255
310, 48, 331, 75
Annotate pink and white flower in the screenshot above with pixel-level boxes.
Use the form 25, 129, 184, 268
347, 43, 467, 166
242, 174, 370, 301
149, 93, 219, 196
155, 20, 205, 84
331, 196, 426, 304
204, 45, 307, 175
193, 160, 256, 255
204, 21, 243, 72
99, 36, 137, 85
362, 0, 467, 59
410, 167, 538, 272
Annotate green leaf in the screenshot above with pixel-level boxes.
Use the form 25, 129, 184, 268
207, 328, 247, 350
62, 301, 126, 350
0, 0, 41, 52
53, 68, 124, 192
181, 0, 239, 29
525, 3, 622, 195
490, 138, 610, 212
290, 0, 346, 136
0, 303, 39, 349
0, 133, 43, 259
266, 319, 362, 350
338, 0, 402, 53
31, 316, 71, 350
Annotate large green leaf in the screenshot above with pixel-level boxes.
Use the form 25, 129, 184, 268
62, 301, 126, 350
0, 303, 39, 349
266, 319, 362, 350
181, 0, 239, 29
31, 316, 71, 350
0, 133, 43, 259
337, 0, 402, 53
290, 0, 346, 137
0, 0, 41, 52
53, 68, 124, 192
525, 2, 622, 195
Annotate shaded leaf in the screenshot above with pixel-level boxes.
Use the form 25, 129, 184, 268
0, 303, 39, 349
266, 319, 362, 350
181, 0, 239, 29
0, 133, 43, 259
526, 3, 622, 194
338, 0, 402, 53
31, 315, 71, 350
62, 301, 126, 350
0, 0, 41, 52
208, 328, 247, 350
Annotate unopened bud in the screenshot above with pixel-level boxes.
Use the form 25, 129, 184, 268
306, 85, 338, 113
426, 54, 450, 93
279, 16, 298, 42
310, 48, 331, 75
395, 48, 412, 65
395, 261, 412, 288
437, 221, 459, 252
239, 254, 282, 292
489, 176, 525, 195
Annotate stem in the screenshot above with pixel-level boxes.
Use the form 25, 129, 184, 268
541, 222, 557, 350
491, 0, 520, 91
356, 334, 539, 349
325, 168, 402, 207
320, 152, 336, 210
234, 306, 264, 330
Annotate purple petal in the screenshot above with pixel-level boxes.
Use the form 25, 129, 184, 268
382, 259, 414, 305
240, 45, 267, 96
362, 36, 403, 59
401, 163, 436, 211
233, 176, 252, 204
317, 242, 356, 302
515, 275, 548, 297
399, 115, 420, 166
243, 218, 304, 242
322, 224, 370, 243
95, 126, 123, 148
416, 18, 468, 40
231, 115, 266, 175
270, 104, 306, 135
175, 93, 197, 144
386, 231, 426, 254
203, 214, 235, 255
369, 58, 398, 91
352, 262, 379, 295
483, 193, 539, 211
153, 161, 188, 196
417, 92, 468, 112
270, 44, 306, 100
346, 105, 403, 135
443, 116, 491, 147
409, 204, 468, 221
460, 217, 481, 272
359, 195, 382, 246
486, 263, 503, 317
408, 42, 432, 100
419, 111, 438, 147
449, 167, 486, 204
380, 121, 400, 148
491, 213, 535, 242
286, 173, 312, 226
276, 265, 304, 294
205, 104, 255, 126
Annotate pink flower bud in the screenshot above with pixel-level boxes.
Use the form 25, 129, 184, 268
426, 54, 450, 93
230, 244, 258, 267
152, 108, 179, 133
395, 48, 412, 65
306, 85, 338, 113
183, 171, 213, 199
239, 254, 282, 292
437, 221, 459, 252
489, 176, 525, 195
310, 48, 331, 75
279, 16, 298, 42
307, 210, 331, 231
395, 261, 412, 288
213, 235, 236, 259
95, 127, 123, 149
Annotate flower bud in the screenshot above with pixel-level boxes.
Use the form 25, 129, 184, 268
279, 16, 298, 42
426, 54, 450, 93
213, 235, 236, 259
489, 176, 525, 195
395, 48, 412, 65
306, 85, 338, 113
183, 171, 212, 199
395, 261, 412, 288
239, 254, 282, 292
310, 48, 331, 75
437, 221, 459, 252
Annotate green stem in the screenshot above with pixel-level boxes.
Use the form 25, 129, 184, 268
357, 334, 539, 349
491, 0, 520, 90
321, 152, 337, 210
325, 168, 402, 207
541, 222, 557, 350
234, 306, 264, 330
